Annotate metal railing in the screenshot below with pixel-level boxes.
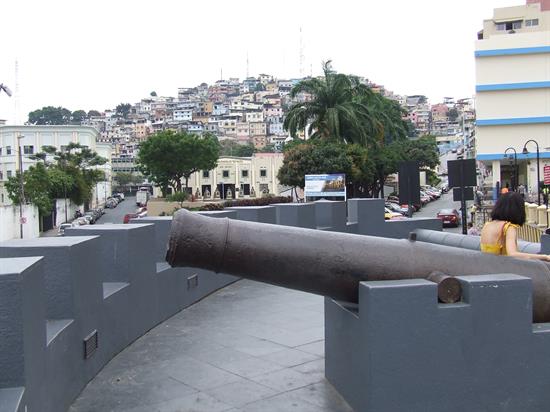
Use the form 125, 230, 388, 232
475, 202, 546, 243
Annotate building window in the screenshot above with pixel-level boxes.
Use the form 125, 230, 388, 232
260, 169, 267, 177
512, 21, 522, 30
24, 145, 34, 155
202, 170, 210, 178
223, 170, 229, 178
6, 146, 11, 155
526, 19, 539, 27
242, 170, 249, 178
0, 147, 2, 155
7, 170, 12, 178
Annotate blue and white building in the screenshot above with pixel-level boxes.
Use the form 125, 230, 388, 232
476, 0, 550, 194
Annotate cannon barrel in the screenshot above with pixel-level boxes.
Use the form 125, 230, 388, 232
166, 209, 550, 322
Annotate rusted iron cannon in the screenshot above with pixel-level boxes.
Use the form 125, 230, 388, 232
166, 209, 550, 322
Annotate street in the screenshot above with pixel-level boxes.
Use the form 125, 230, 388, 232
413, 191, 467, 234
100, 196, 138, 224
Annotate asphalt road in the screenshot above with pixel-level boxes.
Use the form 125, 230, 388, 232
414, 191, 468, 234
100, 196, 139, 224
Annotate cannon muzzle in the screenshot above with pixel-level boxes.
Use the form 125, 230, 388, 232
167, 209, 550, 322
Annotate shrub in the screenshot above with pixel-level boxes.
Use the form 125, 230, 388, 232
166, 191, 188, 203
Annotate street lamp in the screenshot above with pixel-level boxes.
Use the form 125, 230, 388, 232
16, 134, 25, 238
522, 139, 540, 205
504, 147, 518, 192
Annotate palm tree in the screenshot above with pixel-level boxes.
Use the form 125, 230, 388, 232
284, 61, 379, 146
284, 61, 410, 148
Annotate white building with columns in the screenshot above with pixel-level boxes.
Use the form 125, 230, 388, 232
476, 0, 550, 199
185, 153, 284, 199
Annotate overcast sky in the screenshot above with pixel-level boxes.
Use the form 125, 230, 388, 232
0, 0, 521, 124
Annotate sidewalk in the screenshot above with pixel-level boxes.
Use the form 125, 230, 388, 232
70, 280, 353, 412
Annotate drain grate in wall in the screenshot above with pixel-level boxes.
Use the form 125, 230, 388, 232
187, 273, 199, 290
84, 330, 98, 359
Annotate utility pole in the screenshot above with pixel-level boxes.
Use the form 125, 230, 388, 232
17, 134, 25, 238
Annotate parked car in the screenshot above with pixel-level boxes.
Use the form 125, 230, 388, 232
436, 208, 460, 228
112, 193, 125, 201
385, 202, 408, 215
84, 212, 97, 224
83, 215, 94, 225
385, 207, 406, 220
75, 217, 89, 225
123, 213, 139, 224
105, 198, 118, 208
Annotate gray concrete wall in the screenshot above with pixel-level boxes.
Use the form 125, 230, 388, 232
0, 215, 240, 412
325, 274, 550, 412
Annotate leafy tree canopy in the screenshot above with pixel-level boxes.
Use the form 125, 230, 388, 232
71, 110, 87, 124
137, 131, 220, 192
114, 172, 143, 187
5, 163, 54, 216
150, 91, 157, 97
115, 103, 132, 119
9, 143, 108, 213
219, 140, 255, 157
28, 106, 72, 125
277, 140, 373, 189
88, 110, 101, 118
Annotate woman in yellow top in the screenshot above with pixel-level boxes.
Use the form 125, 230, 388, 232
480, 192, 550, 261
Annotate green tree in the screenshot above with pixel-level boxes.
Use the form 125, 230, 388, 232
113, 172, 143, 191
71, 110, 87, 124
448, 108, 459, 122
277, 140, 373, 190
36, 143, 107, 206
284, 61, 378, 145
219, 140, 255, 157
150, 91, 157, 97
137, 131, 219, 193
88, 110, 101, 118
28, 106, 71, 125
115, 103, 132, 119
5, 163, 54, 216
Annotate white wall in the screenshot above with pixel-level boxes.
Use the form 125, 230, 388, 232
0, 204, 40, 241
55, 199, 82, 226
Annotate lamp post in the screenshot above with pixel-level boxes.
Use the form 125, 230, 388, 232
16, 134, 25, 238
504, 147, 518, 192
523, 139, 540, 205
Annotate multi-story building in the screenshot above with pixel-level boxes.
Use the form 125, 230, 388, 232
249, 122, 267, 136
173, 109, 193, 122
245, 111, 264, 123
476, 0, 550, 195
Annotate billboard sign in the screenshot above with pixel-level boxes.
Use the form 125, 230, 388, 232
304, 174, 346, 199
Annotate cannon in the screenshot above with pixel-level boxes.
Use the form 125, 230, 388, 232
166, 209, 550, 323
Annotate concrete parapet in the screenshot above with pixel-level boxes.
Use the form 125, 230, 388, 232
0, 258, 45, 412
225, 206, 276, 223
273, 202, 316, 228
313, 200, 347, 232
348, 198, 441, 237
325, 274, 547, 412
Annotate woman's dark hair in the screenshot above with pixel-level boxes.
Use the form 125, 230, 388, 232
491, 192, 526, 225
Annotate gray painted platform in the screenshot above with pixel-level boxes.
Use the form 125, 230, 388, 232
70, 280, 353, 412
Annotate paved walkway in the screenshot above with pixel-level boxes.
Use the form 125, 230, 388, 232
70, 280, 353, 412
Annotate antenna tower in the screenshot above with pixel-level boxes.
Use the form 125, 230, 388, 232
14, 60, 20, 124
299, 27, 304, 78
